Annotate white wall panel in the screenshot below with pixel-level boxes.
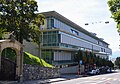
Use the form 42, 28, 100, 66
54, 51, 71, 61
53, 18, 108, 48
61, 34, 93, 49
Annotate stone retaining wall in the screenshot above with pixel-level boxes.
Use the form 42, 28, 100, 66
23, 64, 60, 80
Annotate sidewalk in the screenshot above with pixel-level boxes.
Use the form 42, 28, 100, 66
19, 74, 83, 84
0, 74, 85, 84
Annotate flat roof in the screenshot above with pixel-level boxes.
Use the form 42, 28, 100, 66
40, 11, 109, 45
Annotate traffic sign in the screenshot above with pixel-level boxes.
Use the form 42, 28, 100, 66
79, 60, 82, 65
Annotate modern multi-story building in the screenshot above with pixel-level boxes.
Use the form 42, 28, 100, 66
24, 11, 112, 67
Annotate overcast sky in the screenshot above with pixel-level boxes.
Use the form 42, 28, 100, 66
36, 0, 120, 58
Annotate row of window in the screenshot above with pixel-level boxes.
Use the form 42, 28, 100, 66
42, 50, 53, 64
42, 31, 108, 53
60, 43, 78, 49
47, 17, 108, 48
42, 31, 60, 44
101, 48, 105, 52
43, 43, 78, 49
43, 31, 58, 34
46, 17, 108, 48
71, 29, 79, 36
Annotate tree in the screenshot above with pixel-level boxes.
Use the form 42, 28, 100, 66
0, 28, 7, 39
82, 51, 87, 65
95, 56, 102, 67
74, 50, 83, 63
31, 14, 45, 45
108, 0, 120, 32
106, 60, 114, 67
89, 52, 94, 65
0, 0, 45, 44
115, 57, 120, 68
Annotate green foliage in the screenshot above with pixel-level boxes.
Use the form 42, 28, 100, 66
107, 60, 114, 67
108, 0, 120, 32
0, 0, 45, 43
74, 50, 114, 67
24, 52, 41, 65
24, 52, 54, 68
1, 48, 54, 68
2, 48, 17, 62
95, 56, 114, 67
0, 28, 7, 39
115, 57, 120, 68
82, 51, 87, 64
74, 50, 94, 65
30, 14, 45, 46
74, 50, 83, 63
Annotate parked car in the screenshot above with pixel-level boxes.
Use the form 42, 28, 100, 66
99, 67, 106, 74
107, 68, 112, 73
96, 69, 100, 74
87, 69, 97, 75
99, 67, 113, 74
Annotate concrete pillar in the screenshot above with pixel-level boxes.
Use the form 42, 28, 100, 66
16, 50, 21, 80
19, 47, 23, 82
15, 47, 23, 82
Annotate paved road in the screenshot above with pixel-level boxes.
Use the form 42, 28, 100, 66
52, 72, 120, 84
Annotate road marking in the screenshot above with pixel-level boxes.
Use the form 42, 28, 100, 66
106, 78, 112, 80
113, 78, 117, 81
75, 81, 96, 84
101, 78, 106, 80
105, 82, 111, 84
91, 77, 100, 80
88, 83, 96, 84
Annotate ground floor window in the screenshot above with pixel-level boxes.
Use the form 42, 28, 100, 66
42, 50, 53, 64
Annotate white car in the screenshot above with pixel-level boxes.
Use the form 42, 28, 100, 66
87, 70, 97, 75
107, 68, 112, 73
96, 69, 100, 74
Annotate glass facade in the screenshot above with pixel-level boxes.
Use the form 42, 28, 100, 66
46, 17, 54, 29
42, 29, 109, 54
41, 15, 111, 65
46, 17, 109, 49
42, 50, 53, 64
60, 43, 78, 49
46, 17, 79, 35
42, 31, 60, 46
42, 30, 78, 50
54, 18, 75, 30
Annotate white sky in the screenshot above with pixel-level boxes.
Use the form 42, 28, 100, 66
36, 0, 120, 57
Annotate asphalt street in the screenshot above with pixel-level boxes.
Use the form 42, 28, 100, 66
52, 71, 120, 84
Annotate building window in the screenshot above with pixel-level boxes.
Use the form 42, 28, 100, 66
43, 31, 60, 47
104, 49, 105, 52
51, 19, 54, 27
42, 50, 53, 64
98, 41, 99, 44
71, 29, 79, 35
101, 48, 103, 52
